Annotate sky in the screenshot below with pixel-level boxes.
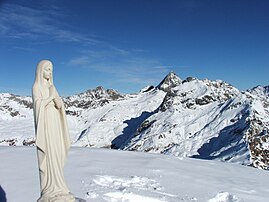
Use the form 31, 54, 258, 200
0, 0, 268, 96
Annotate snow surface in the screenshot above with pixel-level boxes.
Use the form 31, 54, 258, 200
0, 146, 268, 202
73, 89, 166, 148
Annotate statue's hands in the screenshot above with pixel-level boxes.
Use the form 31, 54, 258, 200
45, 96, 54, 106
49, 85, 57, 98
44, 85, 57, 106
49, 85, 62, 109
53, 97, 62, 109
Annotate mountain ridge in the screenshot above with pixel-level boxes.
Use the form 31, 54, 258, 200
0, 72, 268, 169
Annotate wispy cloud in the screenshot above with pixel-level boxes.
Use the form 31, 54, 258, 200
67, 48, 173, 86
13, 46, 36, 52
69, 56, 90, 66
0, 3, 98, 44
0, 2, 175, 91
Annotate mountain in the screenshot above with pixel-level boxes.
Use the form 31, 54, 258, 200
0, 93, 34, 146
157, 71, 182, 92
247, 85, 269, 99
64, 86, 124, 112
0, 73, 268, 170
124, 76, 269, 169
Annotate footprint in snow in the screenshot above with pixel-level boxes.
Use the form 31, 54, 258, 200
83, 175, 197, 202
208, 192, 242, 202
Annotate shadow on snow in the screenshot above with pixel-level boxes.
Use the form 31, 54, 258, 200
192, 108, 250, 162
0, 185, 7, 202
111, 111, 154, 149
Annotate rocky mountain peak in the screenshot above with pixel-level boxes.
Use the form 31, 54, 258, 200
158, 78, 240, 112
84, 86, 122, 100
157, 72, 182, 92
247, 85, 269, 98
64, 86, 124, 111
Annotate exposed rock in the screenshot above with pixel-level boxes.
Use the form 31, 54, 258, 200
182, 76, 196, 83
140, 85, 155, 93
157, 72, 182, 92
23, 137, 36, 146
195, 95, 216, 105
64, 86, 124, 110
0, 138, 17, 146
136, 120, 156, 135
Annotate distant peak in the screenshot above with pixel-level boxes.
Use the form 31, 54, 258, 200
157, 72, 182, 92
248, 85, 269, 97
258, 85, 269, 94
265, 85, 269, 94
166, 71, 177, 77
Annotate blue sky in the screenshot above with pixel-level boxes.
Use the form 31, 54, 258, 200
0, 0, 268, 96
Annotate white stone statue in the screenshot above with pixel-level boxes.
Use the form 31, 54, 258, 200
32, 60, 75, 202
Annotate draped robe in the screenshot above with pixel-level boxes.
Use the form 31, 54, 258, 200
33, 84, 75, 202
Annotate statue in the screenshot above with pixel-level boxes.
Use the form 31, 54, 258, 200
32, 60, 75, 202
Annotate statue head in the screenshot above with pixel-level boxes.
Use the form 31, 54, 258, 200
33, 60, 54, 97
34, 60, 54, 87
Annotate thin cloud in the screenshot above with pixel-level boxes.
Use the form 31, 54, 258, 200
69, 56, 90, 66
67, 48, 172, 86
116, 72, 162, 86
13, 46, 36, 52
0, 23, 8, 34
0, 2, 176, 91
0, 3, 98, 44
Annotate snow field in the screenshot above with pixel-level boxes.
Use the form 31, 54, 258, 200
1, 146, 268, 202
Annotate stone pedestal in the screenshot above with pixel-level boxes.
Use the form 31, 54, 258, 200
75, 197, 86, 202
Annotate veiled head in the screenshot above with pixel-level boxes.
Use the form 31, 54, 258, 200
34, 60, 54, 86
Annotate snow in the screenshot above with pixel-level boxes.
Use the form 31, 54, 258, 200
73, 89, 166, 148
0, 146, 268, 202
208, 192, 240, 202
247, 85, 269, 98
0, 117, 34, 146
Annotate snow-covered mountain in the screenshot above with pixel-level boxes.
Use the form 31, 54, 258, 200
64, 86, 124, 114
0, 93, 34, 146
0, 72, 268, 170
125, 76, 269, 170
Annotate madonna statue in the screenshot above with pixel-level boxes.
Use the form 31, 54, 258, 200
32, 60, 75, 202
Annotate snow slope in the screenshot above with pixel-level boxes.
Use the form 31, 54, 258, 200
0, 93, 35, 146
1, 146, 269, 202
73, 89, 166, 148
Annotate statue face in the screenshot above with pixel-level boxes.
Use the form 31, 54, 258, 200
43, 64, 52, 80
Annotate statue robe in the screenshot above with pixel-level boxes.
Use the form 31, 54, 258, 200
33, 85, 74, 202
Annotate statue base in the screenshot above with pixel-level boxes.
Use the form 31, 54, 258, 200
75, 197, 86, 202
38, 193, 81, 202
